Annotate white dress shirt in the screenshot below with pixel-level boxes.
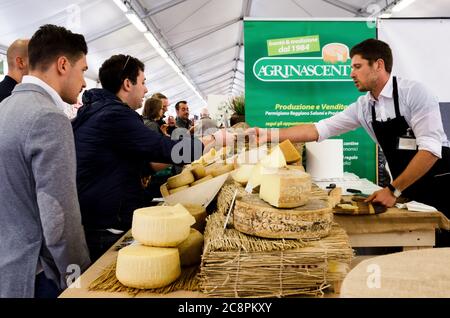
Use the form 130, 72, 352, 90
315, 76, 449, 158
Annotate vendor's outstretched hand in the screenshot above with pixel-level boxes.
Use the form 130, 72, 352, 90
365, 187, 396, 207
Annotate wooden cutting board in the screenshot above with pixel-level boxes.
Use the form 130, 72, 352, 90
333, 196, 387, 215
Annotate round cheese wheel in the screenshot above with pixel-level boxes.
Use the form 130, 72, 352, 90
167, 171, 195, 189
116, 244, 181, 289
191, 165, 206, 180
169, 185, 189, 194
190, 175, 213, 187
211, 163, 234, 177
178, 228, 204, 267
180, 203, 207, 232
132, 204, 195, 247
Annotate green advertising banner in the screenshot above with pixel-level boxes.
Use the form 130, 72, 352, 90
244, 20, 377, 182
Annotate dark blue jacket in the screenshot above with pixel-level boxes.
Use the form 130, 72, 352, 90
72, 89, 202, 230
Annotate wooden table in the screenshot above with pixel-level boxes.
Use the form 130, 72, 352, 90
60, 207, 449, 298
334, 206, 450, 250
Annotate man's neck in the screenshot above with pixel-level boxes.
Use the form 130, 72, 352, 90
370, 73, 390, 100
7, 70, 23, 83
28, 71, 61, 95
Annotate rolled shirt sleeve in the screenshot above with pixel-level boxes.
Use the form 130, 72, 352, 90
406, 82, 445, 158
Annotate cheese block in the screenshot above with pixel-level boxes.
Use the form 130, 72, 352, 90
191, 165, 206, 180
233, 194, 333, 239
246, 163, 263, 190
180, 203, 207, 232
259, 168, 311, 208
190, 174, 213, 187
177, 228, 204, 267
260, 146, 286, 168
132, 204, 195, 247
231, 164, 255, 185
116, 244, 181, 289
322, 43, 349, 63
167, 171, 195, 189
169, 185, 189, 194
277, 140, 301, 164
211, 163, 234, 177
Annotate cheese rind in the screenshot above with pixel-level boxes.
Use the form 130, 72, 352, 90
168, 185, 189, 194
132, 204, 195, 247
116, 245, 181, 289
259, 168, 312, 208
191, 165, 206, 179
167, 171, 195, 189
180, 203, 207, 232
190, 175, 213, 187
211, 164, 234, 177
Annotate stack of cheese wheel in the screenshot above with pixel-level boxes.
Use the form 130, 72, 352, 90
116, 204, 204, 289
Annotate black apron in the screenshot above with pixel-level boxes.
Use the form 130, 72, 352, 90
371, 76, 450, 217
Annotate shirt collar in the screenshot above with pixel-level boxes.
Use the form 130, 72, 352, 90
368, 74, 393, 103
22, 75, 69, 112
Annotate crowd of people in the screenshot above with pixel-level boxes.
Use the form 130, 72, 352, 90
0, 24, 228, 298
1, 23, 449, 299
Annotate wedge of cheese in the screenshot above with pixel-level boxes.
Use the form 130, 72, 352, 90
277, 140, 301, 164
260, 146, 286, 168
132, 204, 195, 247
246, 163, 263, 191
231, 164, 255, 185
259, 168, 312, 208
177, 228, 204, 267
116, 244, 181, 289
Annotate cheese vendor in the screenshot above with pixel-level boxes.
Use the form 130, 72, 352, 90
249, 39, 450, 220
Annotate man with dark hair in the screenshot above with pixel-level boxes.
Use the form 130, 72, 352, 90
175, 100, 191, 128
0, 24, 90, 298
0, 39, 29, 102
250, 38, 450, 220
72, 54, 232, 261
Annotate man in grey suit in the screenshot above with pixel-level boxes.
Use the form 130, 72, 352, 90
0, 24, 90, 298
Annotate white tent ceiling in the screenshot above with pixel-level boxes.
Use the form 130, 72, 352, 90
0, 0, 449, 114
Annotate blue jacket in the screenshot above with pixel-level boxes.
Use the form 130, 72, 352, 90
72, 89, 202, 230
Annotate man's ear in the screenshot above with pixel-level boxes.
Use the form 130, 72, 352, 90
376, 58, 385, 72
15, 56, 25, 69
122, 78, 132, 92
56, 56, 70, 75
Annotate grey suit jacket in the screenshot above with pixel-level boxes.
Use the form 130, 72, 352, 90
0, 83, 90, 297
